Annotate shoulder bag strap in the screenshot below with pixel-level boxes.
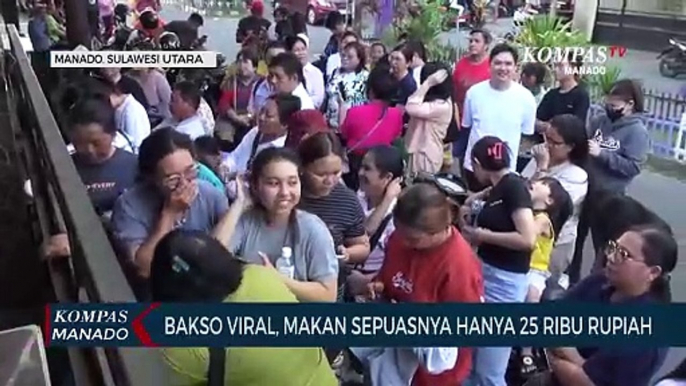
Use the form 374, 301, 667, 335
207, 347, 226, 386
247, 132, 262, 168
369, 213, 392, 252
355, 213, 392, 271
233, 76, 238, 112
346, 106, 388, 154
118, 130, 136, 154
252, 77, 265, 100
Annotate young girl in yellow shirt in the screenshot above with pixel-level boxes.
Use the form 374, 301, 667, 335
526, 177, 573, 302
520, 177, 572, 374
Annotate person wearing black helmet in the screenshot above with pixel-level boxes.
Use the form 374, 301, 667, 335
158, 31, 180, 51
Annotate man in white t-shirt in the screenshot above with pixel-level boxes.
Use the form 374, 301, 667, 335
461, 43, 537, 191
161, 80, 206, 140
268, 52, 314, 110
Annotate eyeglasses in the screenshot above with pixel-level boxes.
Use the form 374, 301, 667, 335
161, 164, 199, 192
604, 240, 636, 264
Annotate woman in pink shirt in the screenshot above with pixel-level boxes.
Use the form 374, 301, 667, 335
340, 68, 403, 190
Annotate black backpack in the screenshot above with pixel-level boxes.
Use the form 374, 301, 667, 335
443, 102, 460, 144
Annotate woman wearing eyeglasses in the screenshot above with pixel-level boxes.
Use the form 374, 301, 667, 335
548, 225, 676, 386
111, 128, 230, 281
523, 114, 589, 285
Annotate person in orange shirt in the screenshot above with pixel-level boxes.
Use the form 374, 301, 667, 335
353, 182, 484, 386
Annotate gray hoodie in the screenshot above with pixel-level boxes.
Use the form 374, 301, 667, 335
586, 113, 649, 194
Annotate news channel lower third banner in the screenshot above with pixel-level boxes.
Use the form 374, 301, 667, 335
49, 51, 219, 68
44, 303, 686, 348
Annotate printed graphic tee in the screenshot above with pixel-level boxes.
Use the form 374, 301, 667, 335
72, 148, 138, 215
376, 228, 483, 385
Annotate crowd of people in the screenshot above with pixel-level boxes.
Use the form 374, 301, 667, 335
29, 1, 686, 385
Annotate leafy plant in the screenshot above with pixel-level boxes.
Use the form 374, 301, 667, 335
514, 15, 588, 52
586, 65, 622, 102
471, 0, 491, 28
383, 0, 460, 65
511, 15, 588, 88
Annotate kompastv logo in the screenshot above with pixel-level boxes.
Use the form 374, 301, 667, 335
521, 46, 628, 75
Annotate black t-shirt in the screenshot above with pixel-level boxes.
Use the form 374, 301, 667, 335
393, 72, 418, 106
536, 85, 590, 123
118, 75, 150, 111
476, 173, 533, 273
164, 20, 198, 49
73, 148, 138, 215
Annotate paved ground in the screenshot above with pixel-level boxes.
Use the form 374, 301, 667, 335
158, 4, 686, 378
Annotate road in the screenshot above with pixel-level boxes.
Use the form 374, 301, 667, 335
160, 4, 686, 378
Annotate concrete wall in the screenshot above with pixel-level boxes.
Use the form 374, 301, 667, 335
600, 0, 686, 16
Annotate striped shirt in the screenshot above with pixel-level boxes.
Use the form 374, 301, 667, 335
298, 183, 366, 248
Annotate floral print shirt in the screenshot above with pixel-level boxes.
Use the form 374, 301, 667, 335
325, 69, 369, 129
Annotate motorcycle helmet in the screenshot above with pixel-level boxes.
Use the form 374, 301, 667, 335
139, 8, 160, 30
132, 38, 156, 51
159, 31, 181, 51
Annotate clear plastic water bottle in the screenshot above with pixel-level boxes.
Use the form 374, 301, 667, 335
470, 199, 485, 226
276, 247, 295, 279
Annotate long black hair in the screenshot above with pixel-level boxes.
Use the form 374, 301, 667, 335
534, 177, 573, 241
629, 225, 678, 303
471, 136, 512, 172
608, 78, 645, 113
365, 145, 404, 180
150, 230, 245, 302
420, 62, 453, 102
137, 127, 195, 178
549, 114, 589, 169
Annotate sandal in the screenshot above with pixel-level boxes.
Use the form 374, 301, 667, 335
520, 354, 538, 375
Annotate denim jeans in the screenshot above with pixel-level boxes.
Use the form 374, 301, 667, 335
466, 262, 528, 386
